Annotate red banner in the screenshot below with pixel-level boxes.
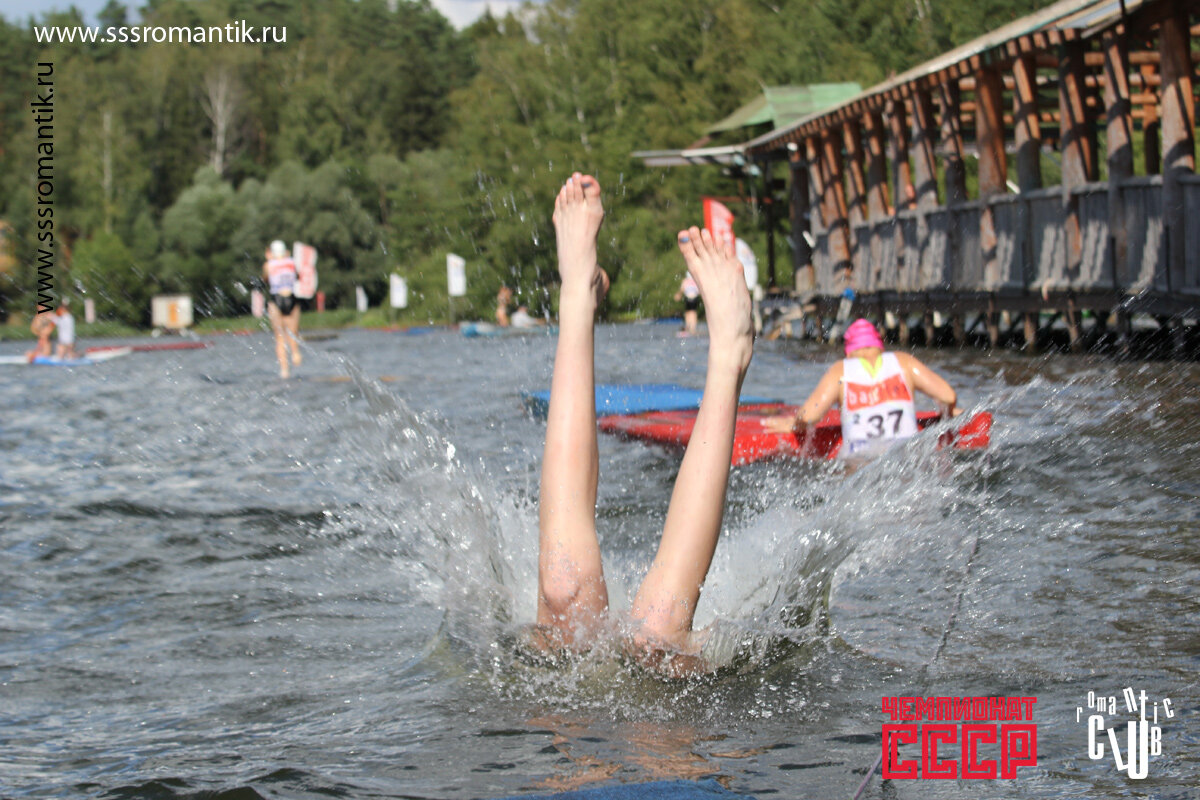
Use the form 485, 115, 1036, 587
702, 197, 735, 250
293, 241, 319, 299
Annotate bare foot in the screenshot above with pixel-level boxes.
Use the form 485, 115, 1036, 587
552, 172, 608, 309
676, 226, 753, 372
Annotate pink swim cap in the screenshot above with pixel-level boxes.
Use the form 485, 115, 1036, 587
844, 318, 884, 355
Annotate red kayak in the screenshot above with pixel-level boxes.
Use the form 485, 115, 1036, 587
598, 403, 993, 466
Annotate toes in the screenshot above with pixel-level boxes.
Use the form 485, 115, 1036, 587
580, 174, 601, 200
567, 172, 584, 203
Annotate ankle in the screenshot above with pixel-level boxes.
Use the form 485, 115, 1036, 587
708, 344, 752, 376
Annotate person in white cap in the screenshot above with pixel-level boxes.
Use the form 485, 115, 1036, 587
262, 240, 302, 378
54, 300, 77, 360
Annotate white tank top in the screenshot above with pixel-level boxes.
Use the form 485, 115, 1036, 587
840, 352, 918, 457
266, 257, 297, 294
682, 274, 700, 299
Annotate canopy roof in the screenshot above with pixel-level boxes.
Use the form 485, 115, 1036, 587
705, 84, 864, 134
744, 0, 1158, 154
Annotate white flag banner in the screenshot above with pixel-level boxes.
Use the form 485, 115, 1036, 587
390, 274, 408, 309
447, 254, 467, 297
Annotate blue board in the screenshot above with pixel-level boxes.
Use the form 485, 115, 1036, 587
523, 383, 779, 419
32, 356, 96, 366
489, 779, 755, 800
463, 322, 557, 338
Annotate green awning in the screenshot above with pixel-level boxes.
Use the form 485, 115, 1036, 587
706, 84, 863, 134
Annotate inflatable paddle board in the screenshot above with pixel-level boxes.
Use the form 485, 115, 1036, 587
599, 403, 992, 465
0, 347, 133, 367
523, 383, 780, 419
461, 322, 557, 338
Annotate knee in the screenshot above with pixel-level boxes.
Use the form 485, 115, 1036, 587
539, 576, 582, 621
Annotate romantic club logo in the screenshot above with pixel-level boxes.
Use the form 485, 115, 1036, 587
1078, 687, 1174, 779
880, 696, 1038, 779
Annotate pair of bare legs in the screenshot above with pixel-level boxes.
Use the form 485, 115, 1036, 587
536, 173, 754, 675
268, 305, 302, 378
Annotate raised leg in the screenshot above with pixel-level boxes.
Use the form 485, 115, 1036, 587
537, 173, 611, 648
631, 227, 754, 656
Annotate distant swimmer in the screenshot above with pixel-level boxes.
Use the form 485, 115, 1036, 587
496, 286, 513, 327
766, 318, 959, 460
532, 172, 754, 677
27, 309, 55, 362
674, 272, 701, 336
262, 240, 302, 379
54, 301, 78, 360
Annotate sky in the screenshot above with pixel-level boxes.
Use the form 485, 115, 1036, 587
1, 0, 529, 30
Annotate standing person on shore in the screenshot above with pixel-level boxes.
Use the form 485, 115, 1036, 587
496, 286, 513, 327
262, 240, 302, 379
766, 318, 959, 460
674, 272, 701, 336
532, 172, 754, 676
26, 309, 55, 362
53, 301, 77, 360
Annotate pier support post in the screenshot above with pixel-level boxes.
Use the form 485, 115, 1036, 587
1103, 29, 1134, 287
939, 81, 968, 205
844, 120, 868, 227
899, 316, 911, 346
1023, 312, 1040, 353
1013, 54, 1044, 192
1159, 1, 1195, 291
789, 147, 812, 293
1066, 295, 1082, 352
1116, 306, 1132, 358
986, 295, 1000, 348
923, 307, 935, 346
1061, 39, 1098, 288
977, 66, 1008, 292
953, 313, 966, 347
1142, 62, 1162, 175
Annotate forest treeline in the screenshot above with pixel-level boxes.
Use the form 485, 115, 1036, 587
0, 0, 1052, 325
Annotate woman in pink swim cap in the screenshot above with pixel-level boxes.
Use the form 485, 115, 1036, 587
766, 318, 959, 458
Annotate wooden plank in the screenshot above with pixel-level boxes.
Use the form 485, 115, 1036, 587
1159, 0, 1195, 291
1013, 54, 1043, 192
1104, 30, 1134, 285
911, 89, 940, 210
939, 81, 969, 205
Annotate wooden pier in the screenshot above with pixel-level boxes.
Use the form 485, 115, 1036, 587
741, 0, 1200, 354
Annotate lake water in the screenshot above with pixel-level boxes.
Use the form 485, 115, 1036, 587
1, 324, 1197, 799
